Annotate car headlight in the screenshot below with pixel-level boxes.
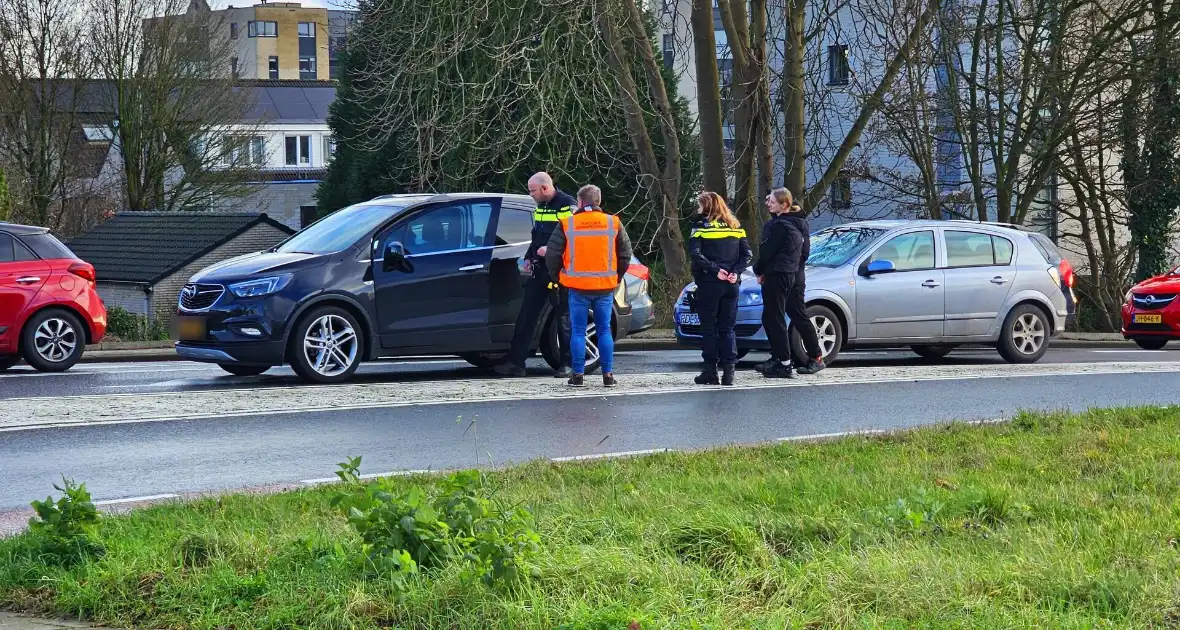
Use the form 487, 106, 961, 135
739, 291, 763, 307
228, 275, 293, 298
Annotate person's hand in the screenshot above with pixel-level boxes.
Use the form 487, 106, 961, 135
728, 272, 738, 284
522, 259, 533, 274
537, 246, 547, 256
757, 275, 764, 285
717, 269, 730, 281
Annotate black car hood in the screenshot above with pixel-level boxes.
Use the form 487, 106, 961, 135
190, 251, 327, 282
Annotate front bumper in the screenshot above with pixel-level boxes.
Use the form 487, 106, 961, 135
171, 294, 293, 366
1120, 302, 1180, 338
673, 302, 770, 350
175, 340, 286, 365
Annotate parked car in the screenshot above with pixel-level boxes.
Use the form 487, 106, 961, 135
1120, 265, 1180, 349
0, 223, 107, 372
674, 219, 1077, 365
172, 193, 653, 383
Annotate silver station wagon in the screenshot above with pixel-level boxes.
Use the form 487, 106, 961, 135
674, 220, 1077, 365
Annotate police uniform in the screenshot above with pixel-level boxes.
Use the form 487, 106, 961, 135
502, 190, 576, 374
688, 219, 752, 384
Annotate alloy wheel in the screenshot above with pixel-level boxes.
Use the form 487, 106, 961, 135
584, 320, 601, 366
302, 314, 358, 377
812, 315, 838, 359
1011, 313, 1045, 355
34, 318, 77, 363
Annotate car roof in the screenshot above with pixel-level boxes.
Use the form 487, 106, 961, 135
366, 192, 535, 206
827, 218, 1029, 235
0, 222, 50, 236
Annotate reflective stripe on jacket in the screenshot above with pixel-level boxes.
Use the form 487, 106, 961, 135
559, 212, 623, 292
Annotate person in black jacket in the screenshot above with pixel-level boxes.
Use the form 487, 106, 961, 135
494, 172, 576, 378
751, 187, 825, 378
688, 191, 752, 386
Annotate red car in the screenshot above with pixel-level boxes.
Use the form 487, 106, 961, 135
1121, 265, 1180, 349
0, 223, 106, 371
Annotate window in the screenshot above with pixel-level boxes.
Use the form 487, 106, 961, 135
268, 56, 279, 79
82, 125, 113, 142
324, 137, 336, 162
828, 44, 850, 86
247, 21, 277, 37
300, 205, 319, 229
662, 34, 674, 70
231, 56, 239, 79
298, 22, 315, 37
495, 208, 534, 245
946, 231, 998, 267
285, 135, 311, 166
19, 232, 76, 260
869, 231, 936, 271
13, 238, 36, 261
278, 203, 410, 255
830, 170, 852, 209
402, 203, 496, 256
230, 22, 239, 39
807, 227, 885, 267
227, 136, 265, 166
993, 235, 1014, 265
299, 56, 317, 79
0, 233, 36, 262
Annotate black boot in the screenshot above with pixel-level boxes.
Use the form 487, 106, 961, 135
694, 365, 720, 385
753, 358, 778, 374
763, 362, 795, 379
721, 365, 736, 386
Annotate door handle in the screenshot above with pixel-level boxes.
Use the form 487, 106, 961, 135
15, 276, 41, 285
990, 276, 1007, 285
459, 264, 485, 272
922, 279, 941, 288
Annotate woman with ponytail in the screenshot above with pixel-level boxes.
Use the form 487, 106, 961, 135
687, 191, 751, 386
751, 187, 825, 378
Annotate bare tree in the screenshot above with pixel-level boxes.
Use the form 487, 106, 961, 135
0, 0, 92, 226
692, 0, 729, 196
87, 0, 261, 212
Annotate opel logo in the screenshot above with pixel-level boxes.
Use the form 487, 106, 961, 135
1144, 295, 1156, 304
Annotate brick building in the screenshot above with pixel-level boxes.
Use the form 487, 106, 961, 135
66, 212, 294, 320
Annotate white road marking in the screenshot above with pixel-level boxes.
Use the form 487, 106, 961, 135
301, 469, 435, 485
94, 493, 178, 506
1089, 349, 1170, 354
3, 361, 1179, 433
551, 448, 674, 462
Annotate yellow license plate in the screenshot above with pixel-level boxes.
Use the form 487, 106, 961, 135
174, 316, 206, 341
1133, 314, 1163, 324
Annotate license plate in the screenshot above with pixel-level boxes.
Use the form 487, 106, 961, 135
1134, 313, 1163, 324
174, 316, 206, 341
678, 313, 700, 326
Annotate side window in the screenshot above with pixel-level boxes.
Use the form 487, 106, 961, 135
0, 233, 14, 263
945, 231, 996, 267
494, 207, 534, 245
869, 231, 935, 271
13, 238, 37, 261
401, 203, 495, 256
993, 236, 1014, 265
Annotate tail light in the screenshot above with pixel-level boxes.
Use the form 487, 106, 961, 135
1058, 259, 1075, 289
627, 262, 650, 281
68, 261, 96, 284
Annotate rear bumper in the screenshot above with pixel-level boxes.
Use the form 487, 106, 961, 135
175, 340, 285, 365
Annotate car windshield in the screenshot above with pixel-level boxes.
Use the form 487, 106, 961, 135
807, 227, 885, 267
275, 203, 408, 255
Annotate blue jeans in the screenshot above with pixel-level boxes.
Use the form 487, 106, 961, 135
568, 290, 614, 375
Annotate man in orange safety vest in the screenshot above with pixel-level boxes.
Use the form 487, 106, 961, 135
544, 184, 633, 388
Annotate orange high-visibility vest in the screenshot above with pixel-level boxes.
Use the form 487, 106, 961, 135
560, 210, 622, 292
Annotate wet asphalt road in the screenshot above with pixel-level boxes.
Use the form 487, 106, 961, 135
2, 347, 1180, 513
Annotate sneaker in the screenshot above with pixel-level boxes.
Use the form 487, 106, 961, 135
553, 366, 574, 379
567, 374, 585, 387
603, 373, 617, 388
797, 358, 826, 375
694, 367, 719, 385
493, 363, 526, 377
763, 363, 795, 379
721, 365, 736, 386
753, 358, 778, 374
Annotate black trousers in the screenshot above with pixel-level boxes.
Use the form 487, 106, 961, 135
694, 280, 739, 367
507, 269, 571, 368
761, 272, 820, 364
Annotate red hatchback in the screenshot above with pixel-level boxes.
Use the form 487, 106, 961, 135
0, 223, 106, 371
1121, 265, 1180, 349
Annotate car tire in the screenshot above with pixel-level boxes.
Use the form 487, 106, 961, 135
20, 308, 86, 372
997, 304, 1049, 364
790, 305, 843, 367
540, 311, 602, 375
911, 345, 955, 360
219, 364, 270, 377
287, 305, 363, 384
1133, 337, 1168, 350
0, 355, 21, 371
460, 352, 506, 369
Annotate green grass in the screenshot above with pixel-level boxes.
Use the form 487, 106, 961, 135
4, 407, 1180, 629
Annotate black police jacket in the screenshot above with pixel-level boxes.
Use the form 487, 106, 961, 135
753, 212, 810, 275
526, 189, 578, 263
688, 219, 752, 283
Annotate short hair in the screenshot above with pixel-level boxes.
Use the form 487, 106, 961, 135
529, 172, 553, 188
577, 184, 602, 208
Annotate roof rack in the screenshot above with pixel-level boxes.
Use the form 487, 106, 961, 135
945, 219, 1027, 231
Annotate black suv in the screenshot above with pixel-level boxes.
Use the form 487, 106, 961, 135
172, 193, 640, 383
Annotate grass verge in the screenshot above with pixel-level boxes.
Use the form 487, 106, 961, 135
3, 407, 1180, 628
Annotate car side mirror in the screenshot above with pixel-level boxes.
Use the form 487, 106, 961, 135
383, 241, 410, 273
862, 259, 896, 276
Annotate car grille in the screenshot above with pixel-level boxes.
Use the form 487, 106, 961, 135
680, 323, 761, 338
1131, 294, 1176, 311
179, 283, 224, 311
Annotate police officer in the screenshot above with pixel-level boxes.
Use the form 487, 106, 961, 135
688, 191, 751, 386
494, 172, 576, 378
752, 187, 825, 378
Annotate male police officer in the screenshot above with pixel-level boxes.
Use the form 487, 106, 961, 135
494, 172, 576, 377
